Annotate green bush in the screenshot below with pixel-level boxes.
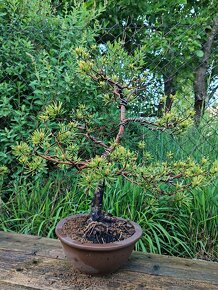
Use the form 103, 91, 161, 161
0, 2, 102, 185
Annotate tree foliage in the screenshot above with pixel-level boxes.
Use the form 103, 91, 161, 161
66, 1, 218, 120
0, 1, 100, 175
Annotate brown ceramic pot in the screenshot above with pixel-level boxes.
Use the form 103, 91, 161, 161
55, 214, 142, 275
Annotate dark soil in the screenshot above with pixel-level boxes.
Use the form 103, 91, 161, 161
62, 215, 135, 244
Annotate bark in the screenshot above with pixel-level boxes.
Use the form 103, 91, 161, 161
91, 180, 105, 221
102, 88, 127, 158
194, 19, 218, 125
91, 81, 128, 221
157, 75, 176, 117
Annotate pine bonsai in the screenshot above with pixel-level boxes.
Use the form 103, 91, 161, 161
12, 42, 218, 242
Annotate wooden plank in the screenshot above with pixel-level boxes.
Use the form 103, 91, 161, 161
0, 231, 218, 284
0, 281, 42, 290
0, 231, 59, 249
0, 231, 218, 289
0, 231, 64, 259
125, 253, 218, 283
0, 249, 217, 290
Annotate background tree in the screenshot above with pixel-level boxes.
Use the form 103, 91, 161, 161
58, 1, 218, 122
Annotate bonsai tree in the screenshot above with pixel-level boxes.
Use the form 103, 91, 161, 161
12, 42, 218, 242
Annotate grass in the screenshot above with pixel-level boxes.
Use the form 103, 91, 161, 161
141, 120, 218, 162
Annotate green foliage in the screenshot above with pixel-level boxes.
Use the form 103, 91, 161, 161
88, 0, 218, 116
0, 1, 101, 182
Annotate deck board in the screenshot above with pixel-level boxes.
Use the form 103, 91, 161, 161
0, 231, 218, 289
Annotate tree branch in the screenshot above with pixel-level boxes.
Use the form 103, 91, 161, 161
102, 88, 127, 158
95, 70, 127, 90
85, 133, 109, 149
35, 152, 89, 171
75, 123, 109, 149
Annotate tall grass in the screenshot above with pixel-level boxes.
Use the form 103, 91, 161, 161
142, 122, 218, 162
0, 175, 89, 237
1, 175, 217, 261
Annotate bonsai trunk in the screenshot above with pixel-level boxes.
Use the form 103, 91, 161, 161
91, 180, 105, 221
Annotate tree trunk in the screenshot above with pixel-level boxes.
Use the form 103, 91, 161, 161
157, 75, 176, 117
91, 180, 105, 221
194, 66, 206, 125
194, 19, 218, 125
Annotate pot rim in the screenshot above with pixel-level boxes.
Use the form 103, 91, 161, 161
55, 214, 142, 251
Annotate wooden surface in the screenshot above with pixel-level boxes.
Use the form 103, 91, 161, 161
0, 231, 218, 289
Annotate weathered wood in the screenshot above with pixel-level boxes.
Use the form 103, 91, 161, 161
124, 253, 218, 283
0, 231, 218, 290
0, 231, 64, 259
1, 249, 217, 290
0, 281, 41, 290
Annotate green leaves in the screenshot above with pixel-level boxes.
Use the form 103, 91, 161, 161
1, 0, 217, 238
195, 50, 204, 58
31, 129, 46, 146
39, 102, 63, 122
0, 165, 8, 175
12, 142, 31, 157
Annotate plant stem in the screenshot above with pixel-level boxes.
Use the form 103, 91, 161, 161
91, 180, 105, 221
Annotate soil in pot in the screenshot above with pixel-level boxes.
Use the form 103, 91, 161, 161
62, 214, 135, 244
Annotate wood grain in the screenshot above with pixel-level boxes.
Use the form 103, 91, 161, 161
0, 231, 64, 259
0, 231, 218, 290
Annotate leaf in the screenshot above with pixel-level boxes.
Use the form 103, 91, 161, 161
195, 50, 204, 58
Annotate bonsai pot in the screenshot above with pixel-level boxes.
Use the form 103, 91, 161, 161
55, 214, 142, 275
